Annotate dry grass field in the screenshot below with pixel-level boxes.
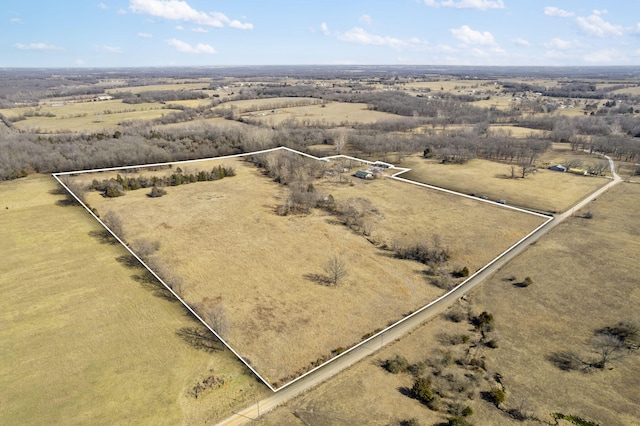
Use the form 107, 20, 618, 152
399, 150, 608, 213
0, 100, 178, 133
258, 182, 640, 426
74, 153, 544, 387
404, 80, 499, 93
245, 101, 401, 126
488, 125, 548, 138
0, 175, 269, 425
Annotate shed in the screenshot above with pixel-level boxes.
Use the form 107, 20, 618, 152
354, 170, 373, 180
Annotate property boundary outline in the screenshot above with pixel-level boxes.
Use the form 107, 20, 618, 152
52, 146, 552, 392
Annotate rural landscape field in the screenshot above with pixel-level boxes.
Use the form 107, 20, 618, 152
2, 61, 639, 426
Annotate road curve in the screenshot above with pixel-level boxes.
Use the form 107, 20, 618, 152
216, 156, 622, 426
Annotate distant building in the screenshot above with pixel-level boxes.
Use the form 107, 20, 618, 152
549, 165, 567, 172
354, 170, 373, 180
372, 161, 393, 169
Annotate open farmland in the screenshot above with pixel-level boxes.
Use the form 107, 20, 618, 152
0, 175, 269, 425
0, 100, 177, 133
257, 182, 640, 426
242, 101, 401, 126
399, 152, 608, 213
70, 150, 546, 388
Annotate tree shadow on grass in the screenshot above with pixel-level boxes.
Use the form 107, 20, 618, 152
303, 273, 332, 286
397, 386, 413, 398
117, 254, 141, 268
132, 270, 177, 302
176, 326, 223, 353
88, 229, 118, 245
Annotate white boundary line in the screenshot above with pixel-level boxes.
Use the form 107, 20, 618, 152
52, 146, 550, 392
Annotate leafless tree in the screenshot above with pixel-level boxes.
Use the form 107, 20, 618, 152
130, 238, 160, 260
325, 255, 348, 286
102, 211, 125, 240
592, 333, 624, 368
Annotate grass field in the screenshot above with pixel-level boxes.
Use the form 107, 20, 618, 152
0, 100, 178, 133
245, 101, 401, 126
399, 151, 608, 213
257, 182, 640, 426
74, 153, 544, 387
0, 175, 269, 425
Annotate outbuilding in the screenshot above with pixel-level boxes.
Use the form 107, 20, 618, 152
354, 170, 373, 180
549, 165, 567, 172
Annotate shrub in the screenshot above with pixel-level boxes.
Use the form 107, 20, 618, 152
454, 266, 470, 278
148, 185, 167, 198
521, 276, 533, 287
446, 307, 467, 323
104, 182, 124, 197
447, 417, 473, 426
488, 388, 506, 407
410, 377, 440, 410
382, 354, 410, 374
473, 311, 494, 332
408, 361, 427, 377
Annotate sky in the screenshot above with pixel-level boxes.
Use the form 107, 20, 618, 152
3, 0, 640, 68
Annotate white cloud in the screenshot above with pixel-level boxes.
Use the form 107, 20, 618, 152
338, 27, 409, 49
15, 43, 64, 51
117, 9, 127, 14
192, 27, 209, 33
98, 2, 108, 10
76, 59, 85, 65
450, 25, 496, 45
138, 32, 153, 38
543, 38, 576, 49
175, 25, 184, 30
129, 0, 252, 29
102, 45, 123, 53
166, 38, 216, 54
512, 38, 530, 47
320, 22, 330, 35
359, 14, 373, 26
11, 18, 23, 24
576, 13, 625, 37
425, 0, 504, 10
543, 6, 574, 18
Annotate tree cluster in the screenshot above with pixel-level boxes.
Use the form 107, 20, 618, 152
88, 165, 235, 198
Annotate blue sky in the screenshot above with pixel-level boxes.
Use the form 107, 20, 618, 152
3, 0, 640, 67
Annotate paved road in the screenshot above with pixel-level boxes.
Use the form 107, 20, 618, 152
217, 156, 622, 426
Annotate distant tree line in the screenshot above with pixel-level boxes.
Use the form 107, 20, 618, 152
116, 89, 210, 104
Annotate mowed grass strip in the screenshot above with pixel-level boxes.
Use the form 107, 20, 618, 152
399, 152, 608, 213
0, 175, 268, 425
80, 155, 544, 386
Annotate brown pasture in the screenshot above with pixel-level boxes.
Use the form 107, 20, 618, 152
258, 181, 640, 426
0, 175, 269, 425
399, 151, 608, 213
75, 153, 544, 387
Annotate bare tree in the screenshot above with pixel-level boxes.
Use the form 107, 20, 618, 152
206, 304, 230, 339
130, 238, 160, 260
325, 255, 348, 286
592, 333, 624, 368
102, 211, 125, 240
